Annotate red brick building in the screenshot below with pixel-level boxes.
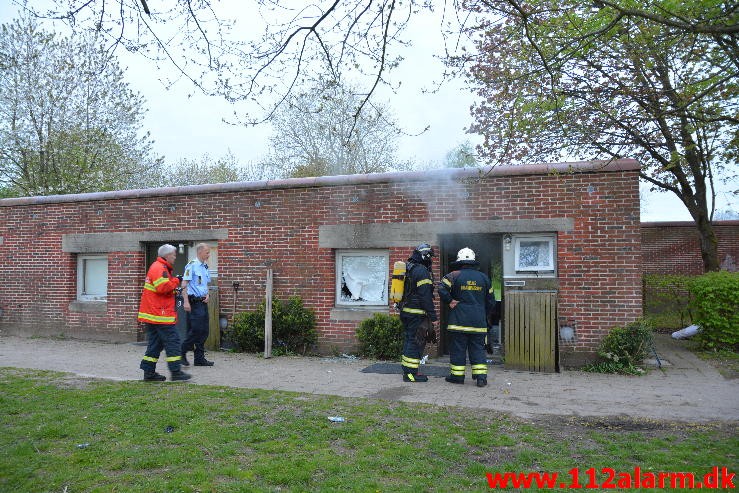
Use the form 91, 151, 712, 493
641, 221, 739, 275
0, 160, 642, 370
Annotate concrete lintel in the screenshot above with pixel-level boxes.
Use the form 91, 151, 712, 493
62, 229, 229, 253
319, 219, 574, 249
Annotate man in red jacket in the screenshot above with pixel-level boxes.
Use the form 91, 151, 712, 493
138, 244, 191, 381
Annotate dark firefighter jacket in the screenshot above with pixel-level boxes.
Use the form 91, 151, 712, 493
138, 257, 181, 324
401, 261, 438, 322
438, 264, 494, 333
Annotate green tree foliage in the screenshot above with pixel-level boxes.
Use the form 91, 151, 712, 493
463, 0, 738, 271
0, 16, 160, 196
263, 79, 410, 178
444, 141, 478, 168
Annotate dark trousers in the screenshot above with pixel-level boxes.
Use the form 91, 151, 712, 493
140, 323, 182, 373
400, 313, 426, 375
448, 331, 487, 381
182, 301, 210, 362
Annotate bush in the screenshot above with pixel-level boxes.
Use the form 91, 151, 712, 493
356, 313, 404, 360
227, 297, 317, 355
688, 271, 739, 351
583, 320, 653, 375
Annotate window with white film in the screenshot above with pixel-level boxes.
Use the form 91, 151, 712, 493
77, 255, 108, 300
514, 237, 555, 272
336, 250, 389, 306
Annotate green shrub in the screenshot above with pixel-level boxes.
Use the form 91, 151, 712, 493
688, 271, 739, 351
227, 297, 317, 355
228, 310, 265, 353
356, 313, 404, 360
583, 320, 653, 375
274, 297, 317, 355
643, 274, 694, 329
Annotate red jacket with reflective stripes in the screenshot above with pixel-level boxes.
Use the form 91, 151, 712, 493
138, 257, 180, 324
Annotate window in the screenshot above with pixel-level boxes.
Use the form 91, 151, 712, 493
336, 250, 389, 306
514, 236, 555, 272
77, 255, 108, 300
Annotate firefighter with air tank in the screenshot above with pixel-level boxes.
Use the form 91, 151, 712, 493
392, 243, 438, 382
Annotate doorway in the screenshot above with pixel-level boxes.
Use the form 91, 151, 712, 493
438, 234, 502, 356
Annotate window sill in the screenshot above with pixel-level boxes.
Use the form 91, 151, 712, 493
330, 306, 389, 321
69, 300, 107, 314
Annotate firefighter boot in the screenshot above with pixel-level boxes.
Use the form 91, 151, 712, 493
170, 370, 192, 381
476, 376, 488, 387
403, 373, 428, 382
143, 372, 166, 381
445, 376, 465, 384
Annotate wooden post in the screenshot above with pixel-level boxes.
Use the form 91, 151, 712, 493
264, 268, 273, 359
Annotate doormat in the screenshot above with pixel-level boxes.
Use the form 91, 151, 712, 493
360, 363, 449, 377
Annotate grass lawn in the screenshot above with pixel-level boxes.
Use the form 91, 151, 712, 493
1, 367, 736, 492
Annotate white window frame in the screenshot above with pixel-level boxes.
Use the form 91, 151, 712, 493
335, 249, 389, 307
77, 254, 108, 301
514, 236, 555, 272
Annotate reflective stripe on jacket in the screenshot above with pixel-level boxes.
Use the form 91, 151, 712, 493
438, 265, 494, 333
401, 262, 437, 322
138, 257, 180, 324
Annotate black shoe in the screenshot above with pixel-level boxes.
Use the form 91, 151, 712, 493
180, 354, 190, 367
170, 370, 192, 381
194, 359, 214, 366
445, 376, 464, 384
476, 377, 488, 387
143, 372, 166, 381
403, 373, 428, 382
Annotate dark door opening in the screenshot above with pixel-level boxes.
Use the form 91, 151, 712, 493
437, 234, 502, 356
145, 242, 190, 341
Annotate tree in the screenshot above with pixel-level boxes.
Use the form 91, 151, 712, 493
25, 1, 738, 269
26, 1, 737, 121
444, 141, 478, 168
0, 16, 160, 196
463, 1, 738, 272
153, 151, 279, 188
263, 79, 409, 178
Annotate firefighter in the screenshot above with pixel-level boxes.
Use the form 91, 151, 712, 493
400, 243, 438, 382
438, 247, 494, 387
138, 244, 191, 381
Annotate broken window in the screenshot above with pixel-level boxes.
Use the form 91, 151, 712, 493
336, 250, 388, 306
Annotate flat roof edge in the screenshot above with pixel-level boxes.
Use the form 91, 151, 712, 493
0, 159, 640, 207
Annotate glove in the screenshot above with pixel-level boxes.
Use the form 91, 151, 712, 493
176, 275, 183, 282
426, 323, 438, 344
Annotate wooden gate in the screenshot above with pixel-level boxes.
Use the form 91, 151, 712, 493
504, 291, 557, 372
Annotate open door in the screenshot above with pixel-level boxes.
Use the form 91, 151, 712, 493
438, 234, 502, 356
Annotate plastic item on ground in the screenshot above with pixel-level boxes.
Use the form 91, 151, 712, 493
327, 416, 345, 422
671, 324, 700, 340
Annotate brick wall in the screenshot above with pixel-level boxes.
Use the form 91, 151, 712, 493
0, 160, 642, 365
642, 221, 739, 275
